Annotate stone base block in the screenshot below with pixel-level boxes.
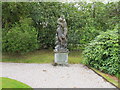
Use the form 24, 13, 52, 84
54, 52, 68, 65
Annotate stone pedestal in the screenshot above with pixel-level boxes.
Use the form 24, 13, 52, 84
54, 52, 69, 65
54, 52, 68, 65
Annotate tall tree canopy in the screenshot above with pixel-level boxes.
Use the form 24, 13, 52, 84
2, 1, 120, 52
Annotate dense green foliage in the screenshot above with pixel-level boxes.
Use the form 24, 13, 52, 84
2, 18, 38, 53
2, 1, 120, 53
83, 26, 119, 75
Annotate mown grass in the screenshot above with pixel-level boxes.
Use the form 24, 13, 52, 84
2, 49, 83, 64
0, 77, 32, 89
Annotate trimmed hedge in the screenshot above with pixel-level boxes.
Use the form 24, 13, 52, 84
83, 27, 119, 75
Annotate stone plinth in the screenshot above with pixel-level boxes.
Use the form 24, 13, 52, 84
54, 52, 69, 65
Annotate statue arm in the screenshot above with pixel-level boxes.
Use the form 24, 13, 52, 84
64, 27, 68, 37
63, 20, 68, 36
57, 19, 64, 27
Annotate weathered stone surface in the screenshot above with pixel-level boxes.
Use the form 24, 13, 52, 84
54, 15, 69, 65
54, 52, 68, 65
54, 15, 68, 53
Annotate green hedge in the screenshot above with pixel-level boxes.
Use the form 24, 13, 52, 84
2, 18, 38, 54
83, 26, 119, 75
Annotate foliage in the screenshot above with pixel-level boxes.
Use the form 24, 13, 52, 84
30, 2, 62, 48
83, 26, 119, 75
2, 2, 32, 29
2, 18, 38, 54
2, 1, 120, 52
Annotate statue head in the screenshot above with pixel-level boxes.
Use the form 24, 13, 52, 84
60, 15, 65, 19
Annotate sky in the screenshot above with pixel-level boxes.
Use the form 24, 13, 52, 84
61, 0, 120, 3
1, 0, 120, 2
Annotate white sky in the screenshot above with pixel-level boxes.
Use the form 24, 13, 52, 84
1, 0, 120, 2
61, 0, 120, 3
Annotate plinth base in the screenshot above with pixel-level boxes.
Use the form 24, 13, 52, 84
54, 52, 68, 65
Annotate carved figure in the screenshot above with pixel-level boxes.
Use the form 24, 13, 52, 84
54, 15, 68, 52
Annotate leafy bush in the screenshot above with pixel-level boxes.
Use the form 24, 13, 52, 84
2, 2, 120, 50
2, 18, 38, 54
83, 26, 119, 75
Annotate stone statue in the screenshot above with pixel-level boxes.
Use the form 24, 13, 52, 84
54, 15, 68, 52
53, 15, 69, 66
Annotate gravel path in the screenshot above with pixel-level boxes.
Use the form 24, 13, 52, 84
0, 62, 115, 88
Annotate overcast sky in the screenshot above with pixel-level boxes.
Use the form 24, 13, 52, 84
1, 0, 120, 3
61, 0, 119, 3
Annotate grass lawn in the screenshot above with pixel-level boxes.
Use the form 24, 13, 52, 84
0, 77, 32, 89
2, 49, 83, 64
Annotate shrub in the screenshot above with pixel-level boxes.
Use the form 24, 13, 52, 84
83, 26, 119, 75
2, 18, 38, 54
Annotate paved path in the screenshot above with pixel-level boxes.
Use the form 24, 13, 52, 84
0, 62, 115, 88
